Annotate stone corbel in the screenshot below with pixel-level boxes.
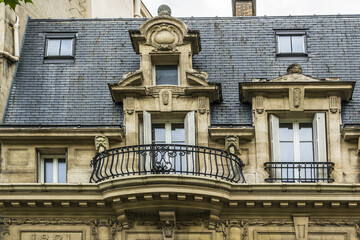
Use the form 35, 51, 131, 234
207, 211, 221, 230
330, 96, 338, 113
255, 96, 264, 114
198, 96, 207, 114
95, 135, 110, 153
292, 214, 309, 240
225, 136, 240, 154
125, 97, 135, 114
159, 211, 176, 240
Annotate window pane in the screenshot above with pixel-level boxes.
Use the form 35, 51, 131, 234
300, 142, 314, 162
47, 39, 61, 56
291, 36, 304, 53
299, 123, 313, 141
279, 123, 293, 141
58, 158, 66, 183
44, 158, 53, 183
156, 65, 178, 85
171, 123, 185, 143
60, 39, 73, 56
152, 123, 166, 143
278, 36, 291, 53
280, 142, 294, 162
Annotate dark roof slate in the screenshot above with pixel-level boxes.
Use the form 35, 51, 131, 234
3, 15, 360, 126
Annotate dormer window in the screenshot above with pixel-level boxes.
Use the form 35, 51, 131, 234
44, 33, 76, 63
155, 65, 178, 85
275, 30, 307, 57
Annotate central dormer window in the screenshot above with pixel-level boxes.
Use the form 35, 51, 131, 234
155, 65, 179, 85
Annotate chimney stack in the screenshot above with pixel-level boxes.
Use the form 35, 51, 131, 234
232, 0, 256, 16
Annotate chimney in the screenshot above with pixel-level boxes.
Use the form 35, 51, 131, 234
232, 0, 256, 16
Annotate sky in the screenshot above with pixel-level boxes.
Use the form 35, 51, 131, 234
142, 0, 360, 17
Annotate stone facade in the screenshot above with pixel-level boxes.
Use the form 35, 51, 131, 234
2, 4, 360, 240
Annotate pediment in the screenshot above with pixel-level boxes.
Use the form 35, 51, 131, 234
268, 73, 324, 82
186, 70, 209, 86
117, 70, 143, 86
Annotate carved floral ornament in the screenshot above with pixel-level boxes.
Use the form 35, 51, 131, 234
147, 24, 183, 51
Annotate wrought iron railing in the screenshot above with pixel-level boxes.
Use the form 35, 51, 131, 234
264, 162, 335, 183
90, 144, 246, 183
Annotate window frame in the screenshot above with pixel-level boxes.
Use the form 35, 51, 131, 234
44, 33, 77, 63
153, 64, 180, 86
39, 154, 67, 183
275, 30, 308, 57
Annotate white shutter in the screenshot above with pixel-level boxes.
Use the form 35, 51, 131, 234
185, 111, 196, 145
143, 110, 152, 172
269, 114, 280, 162
143, 110, 152, 144
313, 113, 327, 162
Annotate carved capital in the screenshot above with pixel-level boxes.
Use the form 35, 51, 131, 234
94, 135, 109, 153
225, 136, 240, 154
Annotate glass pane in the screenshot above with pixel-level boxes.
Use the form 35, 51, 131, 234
47, 39, 61, 56
300, 142, 314, 162
278, 36, 291, 53
299, 123, 313, 141
291, 36, 304, 53
58, 158, 66, 183
156, 65, 178, 85
280, 142, 294, 162
171, 123, 185, 143
279, 123, 293, 141
152, 123, 166, 143
60, 39, 73, 56
44, 158, 53, 183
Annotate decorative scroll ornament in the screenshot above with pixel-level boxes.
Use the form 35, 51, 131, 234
162, 90, 170, 105
95, 135, 109, 153
225, 136, 239, 154
149, 24, 182, 51
293, 88, 301, 108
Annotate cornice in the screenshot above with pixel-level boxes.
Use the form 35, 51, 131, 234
0, 127, 124, 141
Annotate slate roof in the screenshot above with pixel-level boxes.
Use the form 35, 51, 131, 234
3, 15, 360, 126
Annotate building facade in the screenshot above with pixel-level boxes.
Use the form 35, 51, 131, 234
1, 4, 360, 240
0, 0, 151, 123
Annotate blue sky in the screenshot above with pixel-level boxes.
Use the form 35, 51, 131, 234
142, 0, 360, 17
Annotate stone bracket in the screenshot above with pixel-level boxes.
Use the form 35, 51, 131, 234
159, 211, 176, 240
292, 214, 309, 240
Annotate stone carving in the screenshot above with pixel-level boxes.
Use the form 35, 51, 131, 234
162, 90, 169, 105
225, 136, 239, 155
94, 135, 109, 153
159, 211, 176, 240
287, 63, 303, 74
198, 97, 207, 114
330, 96, 338, 113
158, 4, 172, 17
293, 88, 301, 108
150, 24, 181, 51
0, 218, 118, 240
255, 96, 264, 114
126, 98, 135, 114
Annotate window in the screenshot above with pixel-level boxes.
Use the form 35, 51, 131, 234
39, 155, 67, 183
269, 113, 327, 182
152, 122, 185, 145
155, 65, 178, 85
276, 30, 307, 56
45, 33, 76, 62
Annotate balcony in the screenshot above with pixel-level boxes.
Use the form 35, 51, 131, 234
264, 162, 335, 183
90, 144, 246, 183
